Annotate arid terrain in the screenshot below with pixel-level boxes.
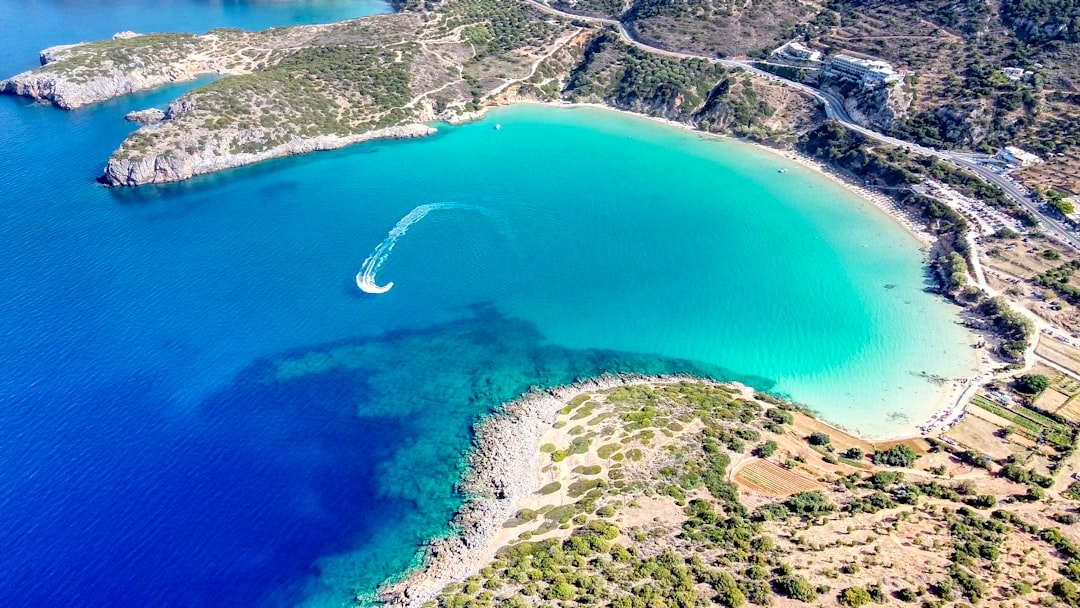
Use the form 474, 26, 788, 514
385, 379, 1080, 608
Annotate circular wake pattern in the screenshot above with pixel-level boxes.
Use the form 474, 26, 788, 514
356, 203, 500, 294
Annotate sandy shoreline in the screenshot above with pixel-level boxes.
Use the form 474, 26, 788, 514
504, 99, 985, 421
505, 99, 937, 247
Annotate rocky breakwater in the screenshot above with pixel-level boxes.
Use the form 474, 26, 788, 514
378, 373, 713, 608
101, 122, 436, 186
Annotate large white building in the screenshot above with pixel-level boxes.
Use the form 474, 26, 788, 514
771, 41, 823, 62
997, 146, 1043, 167
781, 42, 822, 62
825, 54, 901, 86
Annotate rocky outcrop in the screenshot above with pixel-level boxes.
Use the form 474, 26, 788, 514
101, 123, 436, 186
1008, 17, 1070, 42
124, 108, 166, 124
932, 103, 990, 148
0, 64, 202, 109
830, 80, 911, 132
1, 5, 584, 186
164, 97, 197, 120
379, 373, 720, 608
2, 28, 259, 109
39, 43, 85, 65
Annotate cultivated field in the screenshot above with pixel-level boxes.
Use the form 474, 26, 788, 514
945, 413, 1016, 460
1035, 386, 1071, 413
734, 458, 825, 497
1037, 339, 1080, 380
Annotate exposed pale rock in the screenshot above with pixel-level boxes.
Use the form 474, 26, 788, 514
101, 123, 436, 186
39, 43, 86, 65
164, 97, 196, 120
124, 108, 167, 124
1, 65, 200, 109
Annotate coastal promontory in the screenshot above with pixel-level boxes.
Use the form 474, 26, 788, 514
0, 0, 816, 186
383, 377, 1080, 608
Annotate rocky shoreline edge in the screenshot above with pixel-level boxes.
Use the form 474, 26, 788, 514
0, 30, 244, 111
100, 122, 435, 186
375, 373, 733, 608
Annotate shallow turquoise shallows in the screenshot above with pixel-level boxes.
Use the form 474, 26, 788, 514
332, 104, 979, 436
0, 4, 976, 605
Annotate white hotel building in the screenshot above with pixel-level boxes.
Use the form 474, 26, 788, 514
825, 54, 902, 87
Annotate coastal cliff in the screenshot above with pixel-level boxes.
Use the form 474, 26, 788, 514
0, 25, 361, 109
819, 76, 912, 133
85, 3, 578, 186
1, 32, 230, 109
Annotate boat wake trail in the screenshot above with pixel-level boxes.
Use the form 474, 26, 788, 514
356, 203, 502, 294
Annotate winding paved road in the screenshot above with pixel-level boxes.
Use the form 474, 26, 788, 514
525, 0, 1078, 250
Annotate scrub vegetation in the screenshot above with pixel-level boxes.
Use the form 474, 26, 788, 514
411, 380, 1080, 608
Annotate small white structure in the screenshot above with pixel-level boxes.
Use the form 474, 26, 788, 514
1002, 67, 1031, 82
997, 146, 1043, 167
825, 54, 902, 87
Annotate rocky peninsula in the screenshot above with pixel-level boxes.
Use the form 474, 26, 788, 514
380, 374, 695, 607
379, 376, 1080, 608
0, 0, 816, 186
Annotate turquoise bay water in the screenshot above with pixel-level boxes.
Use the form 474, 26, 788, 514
0, 3, 977, 606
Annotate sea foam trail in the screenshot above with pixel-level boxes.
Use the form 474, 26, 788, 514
356, 203, 502, 294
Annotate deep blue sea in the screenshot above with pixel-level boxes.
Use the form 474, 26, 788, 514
0, 3, 978, 607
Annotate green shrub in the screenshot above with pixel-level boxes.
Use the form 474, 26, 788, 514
867, 583, 884, 603
765, 408, 793, 425
872, 445, 919, 467
1016, 374, 1052, 394
545, 580, 575, 601
775, 574, 817, 602
894, 587, 918, 602
754, 440, 778, 458
838, 586, 872, 607
786, 491, 835, 518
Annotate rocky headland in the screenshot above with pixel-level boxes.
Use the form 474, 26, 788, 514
0, 0, 818, 187
377, 373, 716, 608
102, 122, 435, 185
3, 31, 234, 110
378, 376, 1080, 608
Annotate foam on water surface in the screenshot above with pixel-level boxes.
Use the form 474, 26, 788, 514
356, 203, 503, 294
